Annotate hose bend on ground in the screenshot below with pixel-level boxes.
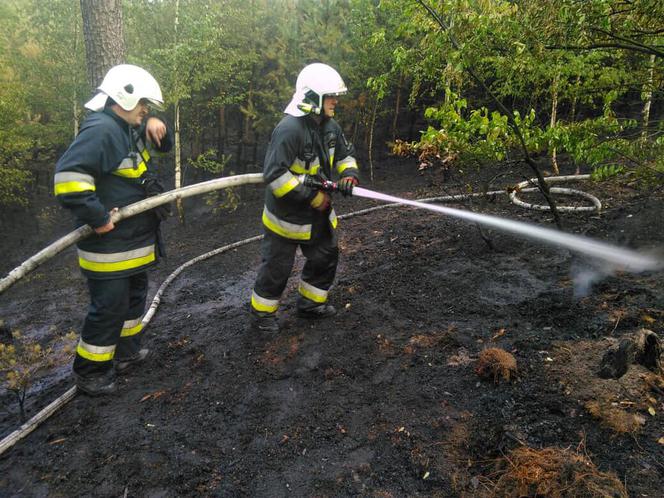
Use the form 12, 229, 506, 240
0, 174, 599, 456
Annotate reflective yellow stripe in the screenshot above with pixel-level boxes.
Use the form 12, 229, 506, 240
79, 252, 155, 272
329, 209, 338, 229
290, 158, 320, 175
251, 291, 279, 313
54, 181, 96, 195
337, 157, 358, 174
113, 160, 147, 178
299, 281, 328, 303
120, 318, 143, 337
76, 340, 115, 362
78, 246, 156, 273
54, 172, 96, 195
135, 138, 151, 162
270, 172, 299, 198
262, 207, 311, 241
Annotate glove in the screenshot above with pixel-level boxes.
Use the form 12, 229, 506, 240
338, 176, 359, 197
142, 177, 171, 222
310, 191, 331, 212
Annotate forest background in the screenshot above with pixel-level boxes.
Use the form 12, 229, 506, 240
0, 0, 663, 219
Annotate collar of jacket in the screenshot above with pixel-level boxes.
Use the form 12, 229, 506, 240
102, 106, 137, 131
303, 113, 331, 129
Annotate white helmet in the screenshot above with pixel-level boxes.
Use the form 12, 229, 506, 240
84, 64, 164, 112
284, 63, 347, 117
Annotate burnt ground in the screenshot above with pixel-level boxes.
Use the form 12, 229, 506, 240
0, 157, 663, 497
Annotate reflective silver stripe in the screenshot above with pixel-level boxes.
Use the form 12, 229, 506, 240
54, 172, 95, 184
336, 156, 358, 173
120, 318, 143, 337
136, 138, 150, 162
54, 172, 97, 194
262, 207, 311, 240
114, 154, 148, 178
329, 208, 338, 229
77, 245, 154, 263
329, 148, 335, 167
116, 157, 137, 170
123, 318, 142, 329
251, 291, 279, 313
269, 171, 299, 198
299, 280, 328, 303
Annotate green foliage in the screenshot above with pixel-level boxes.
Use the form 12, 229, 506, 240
403, 89, 536, 167
0, 325, 76, 421
187, 149, 239, 213
187, 149, 231, 175
0, 0, 86, 205
591, 164, 624, 182
0, 0, 662, 208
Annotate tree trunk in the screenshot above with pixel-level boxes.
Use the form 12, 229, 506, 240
173, 0, 184, 224
641, 54, 656, 143
391, 73, 403, 141
570, 75, 581, 122
174, 101, 184, 224
79, 0, 125, 90
368, 96, 378, 183
217, 105, 226, 156
550, 72, 559, 175
73, 13, 81, 137
73, 99, 79, 137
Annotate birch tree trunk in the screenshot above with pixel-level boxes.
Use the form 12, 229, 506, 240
550, 72, 560, 175
368, 96, 378, 183
641, 54, 656, 143
173, 0, 184, 223
174, 101, 184, 223
391, 73, 403, 141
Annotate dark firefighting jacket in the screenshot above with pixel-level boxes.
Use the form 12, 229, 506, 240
262, 114, 359, 241
54, 108, 173, 279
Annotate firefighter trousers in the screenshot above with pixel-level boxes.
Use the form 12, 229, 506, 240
252, 220, 339, 316
73, 272, 148, 378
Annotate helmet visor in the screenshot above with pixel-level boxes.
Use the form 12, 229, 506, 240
140, 98, 164, 111
324, 90, 347, 98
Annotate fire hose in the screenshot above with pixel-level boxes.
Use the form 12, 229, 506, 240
0, 173, 661, 455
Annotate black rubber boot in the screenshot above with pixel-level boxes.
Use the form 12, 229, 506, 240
115, 348, 150, 374
250, 313, 279, 333
296, 304, 337, 319
75, 369, 117, 396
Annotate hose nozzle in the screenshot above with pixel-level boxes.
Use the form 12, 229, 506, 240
302, 175, 338, 192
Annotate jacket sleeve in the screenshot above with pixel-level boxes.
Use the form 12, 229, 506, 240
53, 125, 110, 229
139, 117, 174, 153
333, 127, 359, 181
263, 122, 317, 205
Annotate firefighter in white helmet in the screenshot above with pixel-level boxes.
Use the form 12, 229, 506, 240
54, 64, 173, 395
250, 62, 360, 332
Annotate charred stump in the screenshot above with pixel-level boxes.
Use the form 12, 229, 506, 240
598, 329, 662, 379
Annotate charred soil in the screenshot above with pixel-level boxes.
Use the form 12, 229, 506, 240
0, 158, 663, 497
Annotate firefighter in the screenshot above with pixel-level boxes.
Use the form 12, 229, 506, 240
250, 63, 360, 332
54, 64, 173, 395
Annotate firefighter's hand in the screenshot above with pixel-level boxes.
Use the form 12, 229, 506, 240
310, 191, 331, 212
338, 177, 358, 197
146, 117, 167, 148
95, 208, 118, 234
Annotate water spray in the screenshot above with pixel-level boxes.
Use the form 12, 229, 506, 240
307, 177, 662, 274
